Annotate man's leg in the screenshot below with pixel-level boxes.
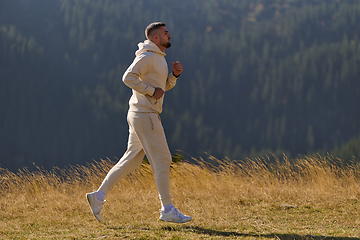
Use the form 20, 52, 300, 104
98, 131, 145, 195
133, 113, 173, 206
86, 112, 145, 222
133, 113, 191, 223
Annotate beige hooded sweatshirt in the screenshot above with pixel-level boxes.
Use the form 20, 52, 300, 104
122, 40, 178, 114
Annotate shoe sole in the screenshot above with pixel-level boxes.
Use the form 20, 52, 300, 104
160, 217, 192, 223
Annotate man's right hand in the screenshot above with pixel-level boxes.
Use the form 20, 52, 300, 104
153, 87, 165, 99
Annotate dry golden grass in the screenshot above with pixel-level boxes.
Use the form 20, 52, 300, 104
1, 155, 360, 239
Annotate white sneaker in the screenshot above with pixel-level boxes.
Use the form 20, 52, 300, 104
86, 192, 105, 222
159, 207, 192, 223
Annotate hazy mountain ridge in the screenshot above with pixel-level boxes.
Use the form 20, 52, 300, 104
1, 0, 359, 171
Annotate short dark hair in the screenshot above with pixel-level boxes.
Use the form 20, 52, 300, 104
145, 22, 166, 40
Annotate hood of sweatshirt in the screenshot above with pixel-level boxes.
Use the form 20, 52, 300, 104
135, 40, 166, 57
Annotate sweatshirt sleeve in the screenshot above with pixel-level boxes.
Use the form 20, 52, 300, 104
122, 55, 156, 96
165, 72, 178, 91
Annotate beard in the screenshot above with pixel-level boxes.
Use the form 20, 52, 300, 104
161, 39, 171, 49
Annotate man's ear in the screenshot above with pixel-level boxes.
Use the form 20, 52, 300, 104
149, 35, 158, 41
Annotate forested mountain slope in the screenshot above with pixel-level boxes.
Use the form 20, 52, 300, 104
1, 0, 360, 171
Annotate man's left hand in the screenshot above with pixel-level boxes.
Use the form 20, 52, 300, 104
172, 61, 183, 77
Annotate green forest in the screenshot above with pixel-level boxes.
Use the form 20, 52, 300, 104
1, 0, 360, 171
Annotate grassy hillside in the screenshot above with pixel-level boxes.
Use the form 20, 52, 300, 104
1, 155, 360, 239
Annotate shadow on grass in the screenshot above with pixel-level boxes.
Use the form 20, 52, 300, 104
162, 226, 360, 240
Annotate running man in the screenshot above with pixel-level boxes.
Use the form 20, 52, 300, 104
86, 22, 192, 223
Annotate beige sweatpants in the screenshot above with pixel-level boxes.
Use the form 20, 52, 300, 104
98, 111, 173, 206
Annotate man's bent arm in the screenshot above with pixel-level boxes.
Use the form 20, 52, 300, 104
122, 56, 155, 96
165, 73, 178, 91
